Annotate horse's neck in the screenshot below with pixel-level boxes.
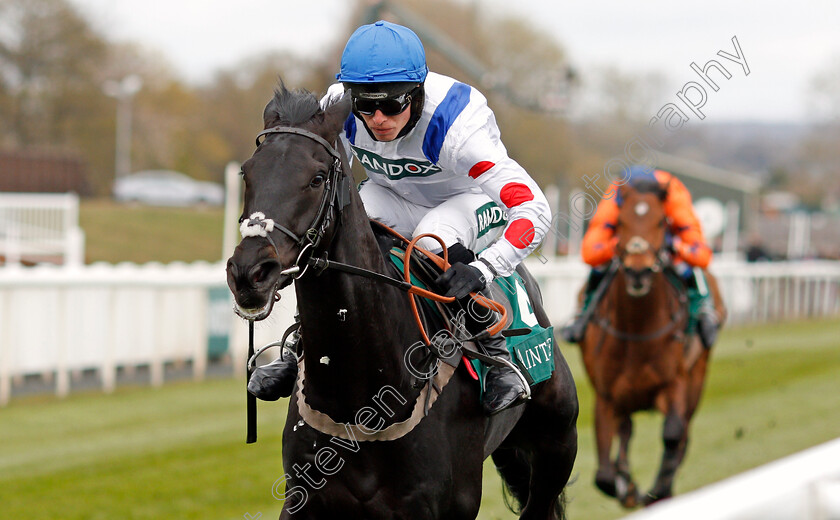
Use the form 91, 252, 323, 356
294, 192, 419, 418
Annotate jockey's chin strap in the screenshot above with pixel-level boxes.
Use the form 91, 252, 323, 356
239, 125, 352, 279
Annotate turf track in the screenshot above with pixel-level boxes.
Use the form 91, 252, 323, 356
1, 318, 838, 519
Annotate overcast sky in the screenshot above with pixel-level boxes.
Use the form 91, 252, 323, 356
70, 0, 839, 124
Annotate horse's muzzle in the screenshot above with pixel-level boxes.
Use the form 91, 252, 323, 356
226, 256, 293, 321
624, 266, 655, 297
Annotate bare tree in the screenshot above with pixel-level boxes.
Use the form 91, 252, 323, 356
0, 0, 108, 145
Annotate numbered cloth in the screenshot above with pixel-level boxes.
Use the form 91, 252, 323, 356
470, 271, 556, 387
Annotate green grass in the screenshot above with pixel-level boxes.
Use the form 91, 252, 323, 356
1, 318, 838, 519
79, 200, 225, 264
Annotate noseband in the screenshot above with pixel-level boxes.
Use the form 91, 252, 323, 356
616, 213, 670, 276
239, 125, 352, 278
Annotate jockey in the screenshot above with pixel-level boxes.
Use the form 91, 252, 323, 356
561, 166, 720, 348
248, 20, 553, 415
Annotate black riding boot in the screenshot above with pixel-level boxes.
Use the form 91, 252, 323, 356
697, 296, 719, 349
479, 333, 528, 415
560, 309, 588, 344
686, 268, 719, 349
456, 292, 528, 415
247, 327, 300, 401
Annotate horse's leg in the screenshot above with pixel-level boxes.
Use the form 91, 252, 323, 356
645, 342, 711, 506
615, 416, 642, 508
686, 349, 710, 419
641, 347, 709, 506
517, 423, 578, 520
501, 358, 578, 520
491, 447, 531, 513
645, 383, 689, 504
645, 431, 688, 505
593, 395, 620, 498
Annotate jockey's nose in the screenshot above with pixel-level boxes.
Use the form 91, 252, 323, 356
371, 109, 388, 123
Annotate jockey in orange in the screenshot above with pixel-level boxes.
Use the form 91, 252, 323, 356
561, 166, 720, 348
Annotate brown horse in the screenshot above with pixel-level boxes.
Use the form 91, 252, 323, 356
577, 181, 725, 507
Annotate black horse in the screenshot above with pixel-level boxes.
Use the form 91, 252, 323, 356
226, 84, 578, 519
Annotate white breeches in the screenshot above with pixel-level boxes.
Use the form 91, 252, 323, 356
359, 181, 504, 253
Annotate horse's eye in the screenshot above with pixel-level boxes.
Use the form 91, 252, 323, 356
310, 174, 325, 188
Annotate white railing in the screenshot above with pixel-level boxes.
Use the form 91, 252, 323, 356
0, 257, 838, 405
622, 437, 840, 520
710, 259, 840, 324
0, 193, 85, 265
527, 258, 840, 326
0, 261, 296, 406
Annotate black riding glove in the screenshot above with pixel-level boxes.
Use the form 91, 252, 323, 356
445, 242, 476, 265
435, 262, 487, 299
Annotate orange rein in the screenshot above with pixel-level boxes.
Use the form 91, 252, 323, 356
374, 222, 508, 345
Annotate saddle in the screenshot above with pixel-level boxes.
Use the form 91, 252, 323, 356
371, 221, 557, 387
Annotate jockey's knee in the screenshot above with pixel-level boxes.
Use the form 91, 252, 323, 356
413, 211, 466, 252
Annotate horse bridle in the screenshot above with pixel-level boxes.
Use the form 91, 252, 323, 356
239, 125, 352, 279
615, 215, 672, 277
592, 217, 686, 342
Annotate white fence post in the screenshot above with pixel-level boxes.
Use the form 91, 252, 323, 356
150, 290, 164, 388
0, 193, 85, 266
56, 288, 70, 398
102, 287, 117, 394
222, 161, 242, 262
0, 288, 11, 405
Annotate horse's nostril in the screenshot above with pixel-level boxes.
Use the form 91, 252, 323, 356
251, 265, 267, 284
226, 261, 241, 290
249, 261, 279, 287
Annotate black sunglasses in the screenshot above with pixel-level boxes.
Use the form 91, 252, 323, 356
352, 90, 413, 116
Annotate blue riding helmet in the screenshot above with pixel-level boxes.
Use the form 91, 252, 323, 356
621, 166, 667, 202
337, 20, 428, 83
626, 166, 658, 186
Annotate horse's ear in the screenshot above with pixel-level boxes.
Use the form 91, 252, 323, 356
262, 79, 290, 129
659, 179, 671, 201
323, 94, 352, 137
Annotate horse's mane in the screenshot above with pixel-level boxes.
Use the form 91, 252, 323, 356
263, 80, 322, 129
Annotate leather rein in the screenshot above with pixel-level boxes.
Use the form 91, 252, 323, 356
593, 242, 688, 343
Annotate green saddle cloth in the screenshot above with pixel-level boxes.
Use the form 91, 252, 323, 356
470, 272, 556, 388
387, 249, 555, 387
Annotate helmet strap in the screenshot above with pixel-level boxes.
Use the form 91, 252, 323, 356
396, 85, 425, 139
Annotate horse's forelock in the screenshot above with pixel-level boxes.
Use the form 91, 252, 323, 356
263, 81, 323, 129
